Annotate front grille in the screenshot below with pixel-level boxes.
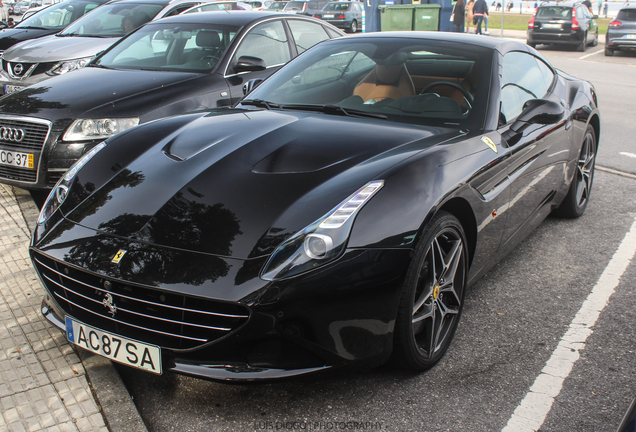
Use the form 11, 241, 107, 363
32, 62, 57, 76
4, 61, 37, 78
0, 164, 36, 182
32, 252, 250, 350
0, 117, 50, 152
46, 171, 64, 187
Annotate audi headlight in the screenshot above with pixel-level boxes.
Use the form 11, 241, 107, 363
63, 118, 140, 141
47, 56, 94, 76
261, 181, 384, 281
37, 142, 106, 225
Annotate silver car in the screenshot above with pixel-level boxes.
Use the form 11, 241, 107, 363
0, 0, 203, 95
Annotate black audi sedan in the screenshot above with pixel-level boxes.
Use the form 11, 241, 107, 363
30, 32, 600, 382
527, 1, 598, 51
605, 6, 636, 56
0, 12, 343, 191
0, 0, 111, 55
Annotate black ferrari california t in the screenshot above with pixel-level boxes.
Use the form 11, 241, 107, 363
31, 32, 600, 381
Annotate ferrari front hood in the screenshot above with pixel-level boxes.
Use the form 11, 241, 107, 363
62, 109, 458, 259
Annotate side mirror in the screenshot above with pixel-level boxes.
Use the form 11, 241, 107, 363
234, 56, 266, 73
502, 99, 564, 144
243, 78, 263, 96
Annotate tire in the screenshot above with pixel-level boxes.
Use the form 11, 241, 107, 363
577, 32, 587, 52
527, 41, 536, 48
349, 20, 357, 33
591, 31, 598, 46
605, 46, 614, 56
554, 125, 596, 218
392, 211, 468, 370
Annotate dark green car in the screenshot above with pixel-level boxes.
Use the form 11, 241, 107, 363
314, 1, 363, 33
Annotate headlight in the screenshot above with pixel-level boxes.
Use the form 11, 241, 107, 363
37, 142, 107, 225
47, 56, 94, 76
261, 180, 384, 281
63, 118, 140, 141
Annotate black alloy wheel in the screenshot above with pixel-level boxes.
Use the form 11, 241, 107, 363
392, 211, 468, 370
554, 124, 596, 218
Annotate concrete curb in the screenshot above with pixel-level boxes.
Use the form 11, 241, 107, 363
13, 187, 149, 432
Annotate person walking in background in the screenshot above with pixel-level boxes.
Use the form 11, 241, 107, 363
473, 0, 488, 34
453, 0, 465, 32
465, 0, 475, 33
603, 0, 608, 17
0, 0, 8, 25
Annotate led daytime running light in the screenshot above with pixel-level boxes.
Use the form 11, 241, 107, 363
319, 181, 384, 229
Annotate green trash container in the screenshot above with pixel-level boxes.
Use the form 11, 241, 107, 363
379, 4, 415, 32
412, 4, 441, 31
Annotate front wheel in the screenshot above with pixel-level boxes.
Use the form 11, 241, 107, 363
591, 31, 598, 46
349, 20, 357, 33
392, 212, 468, 370
554, 124, 596, 218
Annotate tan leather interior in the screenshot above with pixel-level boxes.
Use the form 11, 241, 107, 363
353, 64, 415, 102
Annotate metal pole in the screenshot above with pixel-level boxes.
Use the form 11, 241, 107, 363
501, 0, 505, 37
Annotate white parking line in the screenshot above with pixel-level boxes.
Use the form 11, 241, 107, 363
502, 217, 636, 432
620, 152, 636, 159
579, 48, 604, 60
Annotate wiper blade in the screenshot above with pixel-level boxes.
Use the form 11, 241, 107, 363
282, 104, 388, 119
240, 99, 279, 110
18, 26, 48, 30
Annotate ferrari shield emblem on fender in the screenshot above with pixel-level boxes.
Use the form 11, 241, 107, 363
111, 250, 127, 264
481, 136, 498, 153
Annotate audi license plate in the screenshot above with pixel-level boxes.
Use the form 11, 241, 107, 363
65, 317, 162, 374
4, 85, 24, 94
0, 150, 33, 168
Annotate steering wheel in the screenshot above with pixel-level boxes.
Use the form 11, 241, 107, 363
421, 81, 474, 109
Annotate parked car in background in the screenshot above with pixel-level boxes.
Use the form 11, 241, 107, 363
314, 1, 362, 33
283, 0, 328, 16
266, 1, 288, 11
0, 0, 108, 55
14, 0, 41, 15
605, 6, 636, 55
0, 0, 206, 96
7, 2, 17, 15
0, 11, 344, 190
526, 1, 598, 51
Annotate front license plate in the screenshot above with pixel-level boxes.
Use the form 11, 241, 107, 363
543, 23, 561, 29
323, 13, 334, 18
0, 150, 34, 169
4, 84, 24, 94
65, 317, 162, 374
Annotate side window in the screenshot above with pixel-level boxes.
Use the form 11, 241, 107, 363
500, 52, 551, 124
233, 20, 291, 69
535, 56, 554, 91
288, 19, 330, 54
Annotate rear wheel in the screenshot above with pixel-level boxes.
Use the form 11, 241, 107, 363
349, 20, 358, 33
554, 125, 596, 218
527, 41, 536, 48
392, 212, 468, 370
605, 46, 614, 56
577, 32, 587, 52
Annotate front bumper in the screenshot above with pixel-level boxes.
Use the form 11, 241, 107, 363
31, 219, 412, 381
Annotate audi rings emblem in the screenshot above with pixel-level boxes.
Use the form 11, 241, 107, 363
13, 63, 23, 75
0, 127, 25, 142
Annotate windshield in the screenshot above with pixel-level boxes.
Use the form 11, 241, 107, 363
17, 0, 104, 31
59, 2, 164, 37
323, 3, 350, 11
242, 38, 492, 129
536, 6, 572, 20
267, 1, 287, 9
94, 23, 239, 72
